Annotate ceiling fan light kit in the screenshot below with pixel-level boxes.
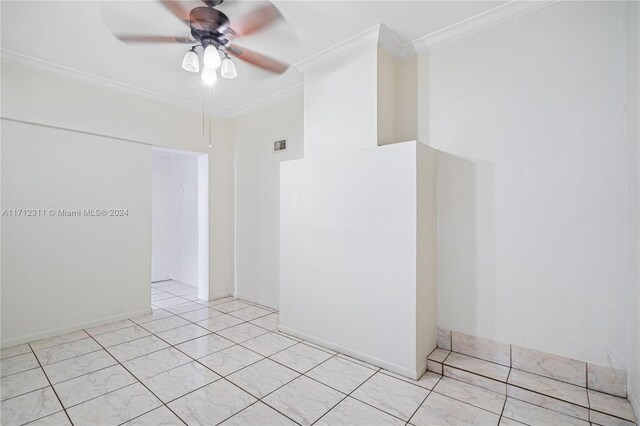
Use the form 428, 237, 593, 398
113, 0, 290, 88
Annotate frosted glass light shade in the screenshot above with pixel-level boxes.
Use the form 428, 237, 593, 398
182, 49, 199, 73
201, 65, 217, 85
221, 57, 237, 79
203, 45, 221, 69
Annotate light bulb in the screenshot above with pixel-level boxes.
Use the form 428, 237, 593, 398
181, 49, 199, 73
221, 57, 237, 79
201, 65, 217, 86
203, 45, 221, 69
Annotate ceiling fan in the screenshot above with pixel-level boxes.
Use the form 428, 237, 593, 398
112, 0, 289, 85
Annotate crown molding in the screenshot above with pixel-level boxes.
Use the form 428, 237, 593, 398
226, 83, 303, 119
295, 25, 383, 74
399, 0, 557, 58
0, 49, 231, 117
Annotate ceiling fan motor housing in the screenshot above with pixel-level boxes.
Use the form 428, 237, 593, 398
189, 6, 230, 47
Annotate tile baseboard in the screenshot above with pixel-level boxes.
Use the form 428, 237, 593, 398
436, 327, 628, 399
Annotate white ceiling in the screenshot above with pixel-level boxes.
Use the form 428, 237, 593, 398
1, 0, 505, 116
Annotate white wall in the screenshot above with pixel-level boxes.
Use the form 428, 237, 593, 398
280, 141, 435, 377
233, 96, 303, 308
170, 154, 199, 287
423, 1, 628, 368
1, 120, 151, 346
1, 62, 234, 344
303, 45, 378, 156
625, 0, 640, 412
1, 62, 235, 303
152, 153, 172, 282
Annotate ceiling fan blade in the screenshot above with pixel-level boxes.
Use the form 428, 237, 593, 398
114, 34, 196, 44
229, 3, 283, 38
158, 0, 191, 26
225, 44, 288, 74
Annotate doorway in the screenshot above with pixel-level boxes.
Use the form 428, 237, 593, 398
151, 147, 209, 302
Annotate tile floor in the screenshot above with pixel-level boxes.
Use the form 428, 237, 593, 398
0, 280, 636, 425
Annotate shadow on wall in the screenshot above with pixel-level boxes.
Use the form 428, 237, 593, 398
436, 152, 497, 337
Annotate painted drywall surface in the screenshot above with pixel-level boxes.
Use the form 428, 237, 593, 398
377, 46, 397, 146
170, 154, 199, 287
396, 55, 418, 143
1, 62, 235, 301
416, 143, 438, 371
1, 120, 151, 346
233, 96, 303, 308
625, 0, 640, 412
303, 45, 378, 156
152, 153, 172, 281
280, 142, 428, 377
422, 1, 628, 367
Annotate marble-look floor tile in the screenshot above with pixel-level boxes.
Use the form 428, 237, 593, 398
502, 398, 589, 426
140, 316, 191, 334
437, 328, 452, 351
351, 372, 429, 421
43, 350, 117, 384
451, 332, 510, 366
151, 292, 177, 302
427, 360, 443, 375
130, 309, 173, 324
123, 348, 192, 381
168, 379, 256, 425
156, 324, 211, 346
221, 401, 297, 425
53, 364, 136, 407
228, 359, 299, 398
335, 354, 379, 370
153, 297, 190, 308
106, 335, 170, 363
249, 313, 279, 331
229, 306, 274, 321
196, 314, 244, 332
307, 356, 376, 394
30, 330, 89, 351
590, 409, 637, 426
34, 338, 101, 365
499, 417, 526, 426
263, 376, 344, 425
507, 369, 588, 407
217, 323, 271, 344
443, 365, 506, 395
196, 296, 236, 307
316, 396, 405, 426
511, 345, 586, 387
179, 308, 223, 322
507, 384, 588, 420
411, 392, 499, 426
165, 302, 207, 315
1, 352, 39, 377
199, 345, 264, 376
434, 376, 505, 414
67, 382, 161, 426
28, 410, 72, 425
93, 325, 151, 348
0, 387, 63, 425
588, 389, 637, 422
123, 406, 184, 426
143, 361, 220, 403
214, 301, 252, 313
1, 367, 50, 401
428, 348, 450, 363
444, 353, 510, 382
270, 343, 333, 373
175, 334, 235, 359
241, 332, 297, 357
380, 370, 442, 390
588, 363, 627, 398
1, 344, 32, 360
85, 319, 136, 337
